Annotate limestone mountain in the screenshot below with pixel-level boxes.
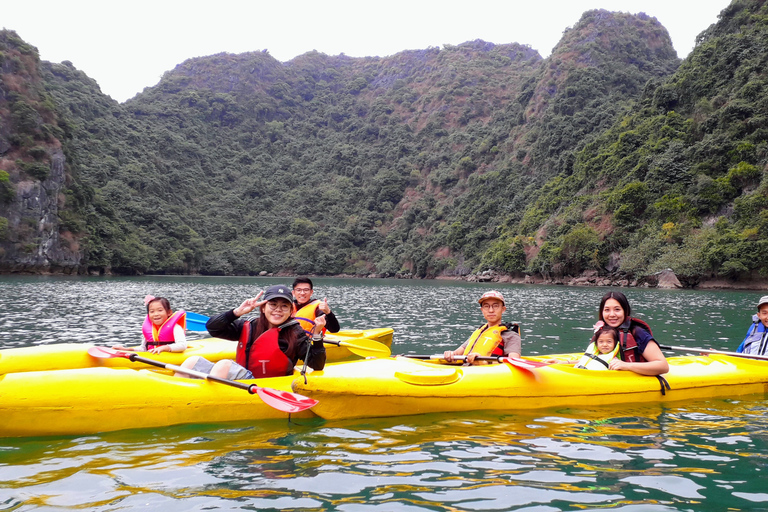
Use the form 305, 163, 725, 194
514, 0, 768, 286
3, 2, 761, 287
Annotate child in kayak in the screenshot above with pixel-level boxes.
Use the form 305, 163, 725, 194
544, 323, 620, 370
443, 290, 521, 365
113, 295, 187, 354
736, 295, 768, 355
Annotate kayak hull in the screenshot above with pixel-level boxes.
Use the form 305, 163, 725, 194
0, 367, 313, 438
0, 328, 394, 374
292, 354, 768, 420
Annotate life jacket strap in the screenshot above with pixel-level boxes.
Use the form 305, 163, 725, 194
656, 375, 671, 396
584, 353, 610, 369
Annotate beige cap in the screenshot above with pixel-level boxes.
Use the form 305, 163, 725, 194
478, 290, 505, 306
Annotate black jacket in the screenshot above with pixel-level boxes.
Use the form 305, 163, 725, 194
206, 309, 326, 370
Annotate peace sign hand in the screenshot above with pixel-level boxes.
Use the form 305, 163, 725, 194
234, 291, 265, 317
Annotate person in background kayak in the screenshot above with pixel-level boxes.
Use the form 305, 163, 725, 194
736, 295, 768, 355
443, 290, 522, 365
292, 277, 340, 335
113, 295, 187, 354
176, 284, 326, 380
544, 323, 620, 369
598, 291, 668, 375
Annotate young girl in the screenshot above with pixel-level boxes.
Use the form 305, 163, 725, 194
546, 324, 620, 370
576, 324, 621, 370
113, 295, 187, 354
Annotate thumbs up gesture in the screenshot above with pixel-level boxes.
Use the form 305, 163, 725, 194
318, 297, 331, 314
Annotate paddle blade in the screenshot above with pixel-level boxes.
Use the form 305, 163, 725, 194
503, 357, 551, 369
87, 346, 130, 359
186, 312, 210, 332
255, 387, 318, 413
340, 338, 391, 358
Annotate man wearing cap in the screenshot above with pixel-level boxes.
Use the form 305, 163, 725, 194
737, 295, 768, 355
176, 284, 326, 380
443, 290, 522, 365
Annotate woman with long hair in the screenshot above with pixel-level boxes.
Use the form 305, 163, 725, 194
178, 284, 326, 380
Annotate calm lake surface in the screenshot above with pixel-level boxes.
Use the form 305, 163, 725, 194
1, 276, 768, 511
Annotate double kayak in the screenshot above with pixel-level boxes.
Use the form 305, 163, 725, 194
4, 350, 767, 438
0, 328, 394, 375
291, 353, 768, 420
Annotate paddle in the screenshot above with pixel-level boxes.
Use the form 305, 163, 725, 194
184, 312, 391, 356
323, 338, 391, 358
659, 344, 768, 362
185, 311, 210, 332
402, 354, 550, 369
87, 346, 317, 413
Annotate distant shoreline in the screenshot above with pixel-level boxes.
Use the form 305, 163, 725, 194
3, 268, 767, 291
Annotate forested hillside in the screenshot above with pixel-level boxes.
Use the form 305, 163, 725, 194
514, 0, 768, 286
2, 1, 766, 286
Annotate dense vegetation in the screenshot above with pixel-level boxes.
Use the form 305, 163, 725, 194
1, 0, 767, 285
512, 0, 768, 285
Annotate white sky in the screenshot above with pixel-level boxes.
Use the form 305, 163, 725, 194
4, 0, 729, 103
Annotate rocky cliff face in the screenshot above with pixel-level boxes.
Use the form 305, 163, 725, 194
0, 30, 84, 273
3, 148, 82, 272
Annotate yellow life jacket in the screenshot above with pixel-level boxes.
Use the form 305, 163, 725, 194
575, 341, 620, 371
294, 299, 324, 336
464, 324, 507, 358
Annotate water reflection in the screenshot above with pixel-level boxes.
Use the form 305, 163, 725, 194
2, 400, 768, 510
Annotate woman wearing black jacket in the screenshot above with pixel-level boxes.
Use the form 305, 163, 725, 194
177, 284, 326, 380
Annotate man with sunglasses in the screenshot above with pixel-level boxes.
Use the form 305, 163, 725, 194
292, 277, 341, 336
443, 290, 522, 365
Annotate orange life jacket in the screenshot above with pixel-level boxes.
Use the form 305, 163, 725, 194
294, 300, 326, 336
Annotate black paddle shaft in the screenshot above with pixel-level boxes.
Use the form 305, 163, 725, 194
658, 344, 768, 362
127, 353, 258, 393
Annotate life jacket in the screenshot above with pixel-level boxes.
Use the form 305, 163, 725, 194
617, 317, 653, 363
575, 341, 620, 370
294, 300, 326, 336
737, 315, 768, 355
617, 317, 671, 396
142, 310, 186, 351
464, 323, 519, 358
235, 319, 298, 378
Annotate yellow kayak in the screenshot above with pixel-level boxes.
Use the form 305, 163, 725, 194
0, 367, 315, 438
292, 353, 768, 420
0, 328, 394, 375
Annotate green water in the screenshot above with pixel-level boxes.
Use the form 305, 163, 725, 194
1, 276, 767, 510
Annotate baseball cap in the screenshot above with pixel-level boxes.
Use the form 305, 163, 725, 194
758, 295, 768, 309
478, 290, 505, 306
263, 284, 293, 303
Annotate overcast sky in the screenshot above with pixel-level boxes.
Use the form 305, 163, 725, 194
4, 0, 729, 103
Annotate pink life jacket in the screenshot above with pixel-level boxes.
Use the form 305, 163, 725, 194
142, 310, 186, 351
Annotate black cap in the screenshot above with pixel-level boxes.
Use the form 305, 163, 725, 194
262, 284, 293, 303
